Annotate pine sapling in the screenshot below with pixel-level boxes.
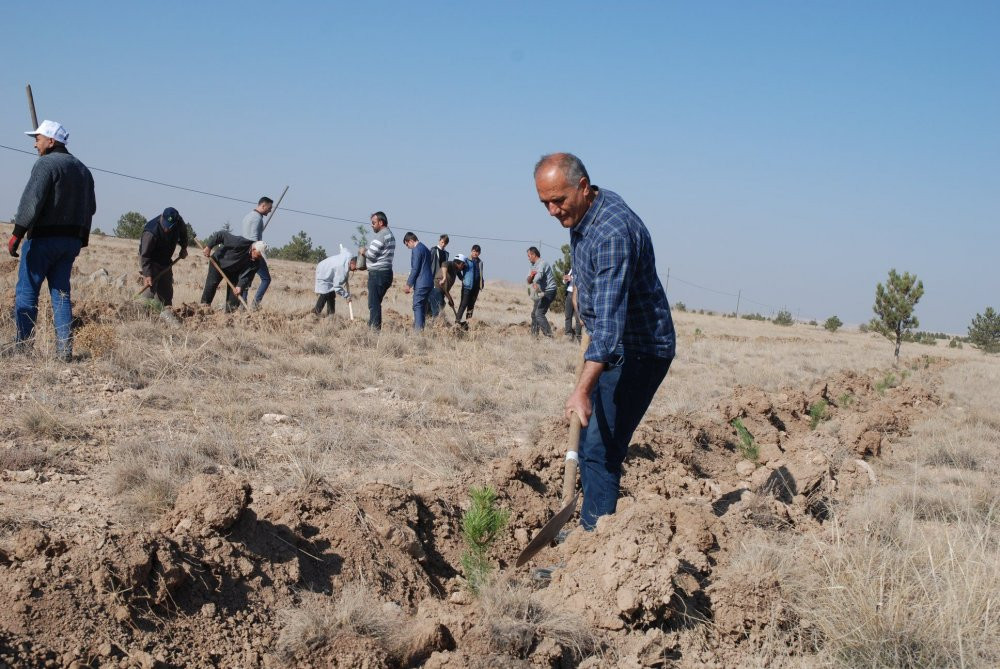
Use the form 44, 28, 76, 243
460, 486, 510, 594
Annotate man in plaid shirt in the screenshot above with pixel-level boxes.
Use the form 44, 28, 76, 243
534, 153, 675, 530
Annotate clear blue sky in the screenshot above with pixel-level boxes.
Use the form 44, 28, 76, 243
2, 1, 997, 332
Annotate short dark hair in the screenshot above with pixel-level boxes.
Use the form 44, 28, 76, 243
471, 244, 481, 253
439, 234, 449, 244
403, 231, 418, 243
258, 196, 273, 206
371, 211, 388, 226
527, 246, 540, 257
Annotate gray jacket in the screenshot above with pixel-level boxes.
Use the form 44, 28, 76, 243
14, 147, 96, 246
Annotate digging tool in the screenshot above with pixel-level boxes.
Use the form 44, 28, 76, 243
26, 84, 38, 129
516, 333, 591, 568
193, 236, 252, 311
133, 256, 183, 300
347, 271, 355, 320
260, 185, 288, 233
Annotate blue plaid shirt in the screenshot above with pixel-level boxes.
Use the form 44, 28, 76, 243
570, 188, 675, 363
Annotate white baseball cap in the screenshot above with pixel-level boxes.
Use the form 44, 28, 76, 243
453, 253, 467, 264
252, 241, 268, 258
25, 120, 69, 144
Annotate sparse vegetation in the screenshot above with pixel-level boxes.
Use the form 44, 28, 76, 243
460, 486, 510, 594
824, 315, 842, 332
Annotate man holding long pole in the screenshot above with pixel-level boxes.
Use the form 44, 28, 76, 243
7, 120, 96, 361
198, 230, 267, 313
534, 152, 675, 531
242, 196, 273, 309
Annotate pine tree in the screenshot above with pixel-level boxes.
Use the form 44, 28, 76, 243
968, 307, 1000, 353
871, 269, 924, 363
113, 211, 146, 239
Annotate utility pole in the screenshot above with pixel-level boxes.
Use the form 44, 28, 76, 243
735, 290, 741, 318
665, 267, 670, 293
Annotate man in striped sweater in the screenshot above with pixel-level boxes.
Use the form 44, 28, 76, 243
358, 211, 395, 330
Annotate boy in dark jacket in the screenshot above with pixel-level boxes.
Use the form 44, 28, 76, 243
198, 231, 266, 312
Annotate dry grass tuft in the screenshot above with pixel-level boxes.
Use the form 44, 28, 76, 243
17, 404, 85, 441
276, 584, 402, 661
0, 444, 53, 471
74, 323, 117, 358
789, 505, 1000, 668
479, 581, 596, 659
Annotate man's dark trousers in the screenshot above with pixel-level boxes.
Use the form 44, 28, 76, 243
531, 293, 554, 337
578, 346, 672, 530
367, 269, 393, 330
456, 287, 480, 323
200, 264, 244, 312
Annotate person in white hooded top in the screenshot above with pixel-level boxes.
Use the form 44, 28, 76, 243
314, 245, 357, 316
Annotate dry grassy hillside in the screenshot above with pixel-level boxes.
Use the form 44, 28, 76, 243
1, 226, 997, 668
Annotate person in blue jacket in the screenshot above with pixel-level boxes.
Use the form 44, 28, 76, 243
402, 231, 434, 330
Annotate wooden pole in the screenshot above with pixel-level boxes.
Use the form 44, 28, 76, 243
25, 84, 38, 129
261, 186, 289, 233
194, 237, 252, 311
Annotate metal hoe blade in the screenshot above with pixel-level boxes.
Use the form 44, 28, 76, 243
515, 493, 578, 567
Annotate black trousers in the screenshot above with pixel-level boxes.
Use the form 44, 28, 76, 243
314, 291, 337, 315
200, 264, 244, 311
456, 287, 480, 322
143, 264, 174, 306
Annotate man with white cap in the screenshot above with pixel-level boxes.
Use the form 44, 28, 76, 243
435, 253, 467, 317
139, 207, 188, 306
198, 230, 267, 312
6, 120, 96, 360
313, 245, 357, 317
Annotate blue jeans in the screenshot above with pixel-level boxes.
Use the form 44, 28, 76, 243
253, 257, 271, 305
14, 237, 82, 356
578, 346, 672, 530
428, 286, 444, 317
367, 269, 393, 330
412, 285, 431, 330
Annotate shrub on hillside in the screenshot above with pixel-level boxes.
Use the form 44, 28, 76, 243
114, 211, 146, 239
968, 307, 1000, 353
773, 310, 794, 326
824, 316, 843, 332
270, 231, 328, 263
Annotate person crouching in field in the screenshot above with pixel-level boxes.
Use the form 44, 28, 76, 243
314, 246, 356, 317
435, 253, 467, 322
139, 207, 188, 306
199, 231, 266, 312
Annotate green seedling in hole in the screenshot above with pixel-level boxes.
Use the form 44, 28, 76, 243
838, 393, 854, 408
141, 297, 164, 313
730, 418, 758, 462
460, 486, 510, 595
875, 373, 896, 396
808, 399, 828, 430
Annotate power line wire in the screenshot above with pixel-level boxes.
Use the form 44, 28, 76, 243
0, 143, 557, 246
